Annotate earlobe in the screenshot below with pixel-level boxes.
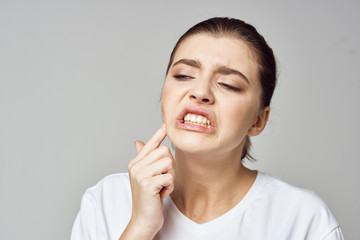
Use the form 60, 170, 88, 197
247, 106, 270, 137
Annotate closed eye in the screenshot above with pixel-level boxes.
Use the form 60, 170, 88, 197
219, 83, 242, 92
173, 74, 193, 80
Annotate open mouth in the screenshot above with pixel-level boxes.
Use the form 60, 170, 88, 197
176, 106, 215, 132
183, 113, 211, 128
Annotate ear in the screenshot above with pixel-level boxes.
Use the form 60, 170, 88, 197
247, 106, 270, 137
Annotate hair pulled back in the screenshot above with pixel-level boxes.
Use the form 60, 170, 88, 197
166, 17, 277, 161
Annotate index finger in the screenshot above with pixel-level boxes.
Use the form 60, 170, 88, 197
136, 123, 167, 160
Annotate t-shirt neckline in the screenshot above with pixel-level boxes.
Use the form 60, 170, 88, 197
164, 171, 266, 234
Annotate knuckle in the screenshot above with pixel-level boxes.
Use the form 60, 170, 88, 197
140, 178, 151, 189
164, 157, 172, 166
128, 161, 135, 172
166, 173, 174, 182
158, 145, 170, 154
169, 174, 175, 183
127, 162, 133, 171
127, 157, 139, 171
128, 164, 141, 178
167, 157, 175, 168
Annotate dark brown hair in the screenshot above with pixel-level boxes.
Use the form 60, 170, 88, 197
166, 17, 277, 161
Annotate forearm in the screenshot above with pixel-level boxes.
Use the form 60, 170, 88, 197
119, 219, 159, 240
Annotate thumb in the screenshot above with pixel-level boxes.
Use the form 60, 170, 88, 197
134, 140, 145, 154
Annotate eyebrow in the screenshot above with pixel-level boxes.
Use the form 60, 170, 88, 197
172, 59, 201, 68
215, 65, 249, 84
172, 58, 250, 84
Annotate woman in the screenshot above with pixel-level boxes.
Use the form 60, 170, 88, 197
71, 17, 344, 240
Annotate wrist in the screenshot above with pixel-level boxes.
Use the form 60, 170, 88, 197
120, 218, 161, 240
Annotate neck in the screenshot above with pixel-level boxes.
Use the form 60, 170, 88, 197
170, 148, 257, 223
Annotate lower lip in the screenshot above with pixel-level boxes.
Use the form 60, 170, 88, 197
176, 120, 216, 133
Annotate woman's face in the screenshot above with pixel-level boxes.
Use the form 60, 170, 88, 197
161, 34, 268, 156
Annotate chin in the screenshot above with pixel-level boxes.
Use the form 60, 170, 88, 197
168, 131, 215, 154
175, 143, 213, 155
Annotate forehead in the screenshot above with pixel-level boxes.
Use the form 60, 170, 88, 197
172, 34, 259, 82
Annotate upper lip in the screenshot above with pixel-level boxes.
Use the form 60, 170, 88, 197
178, 105, 216, 126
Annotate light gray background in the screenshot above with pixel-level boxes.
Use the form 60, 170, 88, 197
1, 0, 359, 239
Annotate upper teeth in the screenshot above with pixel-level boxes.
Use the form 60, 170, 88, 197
183, 113, 211, 128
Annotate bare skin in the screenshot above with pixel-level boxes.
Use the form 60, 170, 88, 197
119, 124, 257, 239
160, 35, 269, 225
119, 124, 175, 240
120, 35, 270, 239
171, 148, 257, 224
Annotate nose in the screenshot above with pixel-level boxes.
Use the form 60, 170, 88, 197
188, 77, 215, 104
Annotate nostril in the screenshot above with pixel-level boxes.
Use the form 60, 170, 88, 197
189, 93, 213, 104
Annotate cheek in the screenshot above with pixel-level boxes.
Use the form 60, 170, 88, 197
161, 105, 165, 122
160, 81, 172, 122
160, 94, 167, 122
225, 99, 259, 130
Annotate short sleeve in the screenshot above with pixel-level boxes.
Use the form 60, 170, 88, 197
70, 173, 132, 240
70, 190, 97, 240
322, 226, 345, 240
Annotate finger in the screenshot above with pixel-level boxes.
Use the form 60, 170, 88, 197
151, 173, 175, 199
135, 141, 145, 154
132, 145, 174, 170
159, 175, 175, 200
137, 123, 167, 159
160, 185, 174, 200
128, 141, 145, 169
147, 157, 174, 176
164, 167, 176, 199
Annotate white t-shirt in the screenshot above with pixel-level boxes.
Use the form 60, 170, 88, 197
70, 172, 344, 240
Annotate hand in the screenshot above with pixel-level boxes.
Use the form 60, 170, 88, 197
120, 123, 175, 239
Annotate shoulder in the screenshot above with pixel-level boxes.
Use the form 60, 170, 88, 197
81, 173, 131, 204
259, 172, 331, 209
259, 172, 321, 200
255, 172, 341, 239
79, 173, 132, 223
72, 174, 132, 239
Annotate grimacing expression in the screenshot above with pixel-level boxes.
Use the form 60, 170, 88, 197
161, 34, 269, 156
